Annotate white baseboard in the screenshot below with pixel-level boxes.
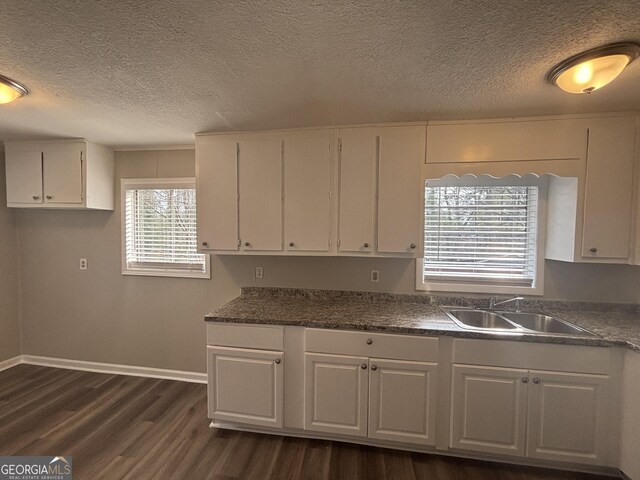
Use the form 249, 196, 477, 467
1, 355, 206, 384
0, 355, 23, 373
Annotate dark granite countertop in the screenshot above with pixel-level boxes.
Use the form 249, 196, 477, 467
205, 288, 640, 353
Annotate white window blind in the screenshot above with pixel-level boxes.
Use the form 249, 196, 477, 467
424, 185, 538, 286
122, 179, 209, 278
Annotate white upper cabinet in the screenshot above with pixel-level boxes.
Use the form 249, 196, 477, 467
337, 125, 425, 256
337, 129, 377, 253
197, 125, 424, 257
283, 130, 333, 252
4, 140, 114, 210
238, 135, 283, 252
196, 137, 239, 251
5, 147, 43, 205
377, 126, 424, 254
581, 117, 636, 260
546, 115, 637, 263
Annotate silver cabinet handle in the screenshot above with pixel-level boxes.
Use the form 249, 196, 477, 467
45, 195, 53, 200
201, 241, 208, 247
275, 359, 281, 365
522, 377, 529, 383
244, 242, 250, 247
410, 243, 416, 249
32, 195, 40, 200
366, 339, 373, 345
361, 363, 367, 370
371, 365, 378, 371
533, 377, 541, 384
289, 242, 294, 247
363, 242, 369, 248
589, 247, 598, 253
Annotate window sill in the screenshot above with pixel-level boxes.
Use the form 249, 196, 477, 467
122, 269, 211, 279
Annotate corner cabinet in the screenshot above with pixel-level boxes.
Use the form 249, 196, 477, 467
196, 125, 424, 257
4, 140, 114, 210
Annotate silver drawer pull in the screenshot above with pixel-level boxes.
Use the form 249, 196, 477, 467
366, 339, 373, 345
533, 377, 541, 384
522, 377, 529, 384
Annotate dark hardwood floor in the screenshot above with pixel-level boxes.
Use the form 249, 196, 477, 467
0, 364, 620, 480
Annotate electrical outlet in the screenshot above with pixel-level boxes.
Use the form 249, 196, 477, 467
370, 270, 379, 283
79, 258, 88, 271
255, 266, 264, 279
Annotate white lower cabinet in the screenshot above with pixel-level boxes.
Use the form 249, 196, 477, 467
451, 364, 611, 465
206, 325, 620, 472
304, 353, 438, 446
304, 353, 369, 437
368, 358, 438, 446
451, 365, 528, 457
526, 370, 609, 464
207, 346, 284, 428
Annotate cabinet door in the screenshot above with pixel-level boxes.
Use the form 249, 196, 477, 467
338, 129, 377, 253
283, 131, 333, 252
196, 138, 239, 251
304, 353, 369, 437
527, 371, 610, 465
581, 118, 636, 259
368, 358, 437, 446
451, 365, 528, 457
5, 148, 43, 205
207, 346, 284, 428
43, 145, 84, 204
377, 126, 424, 254
238, 137, 283, 251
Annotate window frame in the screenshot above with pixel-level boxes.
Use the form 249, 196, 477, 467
121, 177, 210, 279
415, 175, 547, 295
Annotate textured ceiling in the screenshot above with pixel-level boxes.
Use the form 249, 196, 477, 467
0, 0, 639, 148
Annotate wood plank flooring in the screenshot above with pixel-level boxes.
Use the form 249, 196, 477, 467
0, 364, 620, 480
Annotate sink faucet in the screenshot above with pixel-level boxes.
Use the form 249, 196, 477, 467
489, 296, 524, 312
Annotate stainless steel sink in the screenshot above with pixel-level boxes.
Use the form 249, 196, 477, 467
498, 312, 594, 336
442, 307, 596, 337
442, 308, 520, 331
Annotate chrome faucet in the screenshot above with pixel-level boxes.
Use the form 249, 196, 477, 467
489, 296, 524, 312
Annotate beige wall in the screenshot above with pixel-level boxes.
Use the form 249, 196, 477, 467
0, 154, 22, 362
13, 150, 640, 373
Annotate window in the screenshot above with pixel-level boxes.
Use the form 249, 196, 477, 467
121, 178, 210, 278
417, 176, 545, 294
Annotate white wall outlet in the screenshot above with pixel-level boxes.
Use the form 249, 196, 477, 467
79, 258, 88, 271
370, 270, 380, 283
255, 266, 264, 279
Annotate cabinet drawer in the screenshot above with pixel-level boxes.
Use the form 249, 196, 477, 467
452, 339, 610, 375
207, 323, 284, 350
305, 328, 438, 362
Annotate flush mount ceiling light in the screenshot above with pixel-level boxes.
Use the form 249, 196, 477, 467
0, 74, 28, 104
547, 43, 640, 94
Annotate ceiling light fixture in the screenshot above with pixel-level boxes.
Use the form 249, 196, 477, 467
547, 43, 640, 94
0, 74, 28, 104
